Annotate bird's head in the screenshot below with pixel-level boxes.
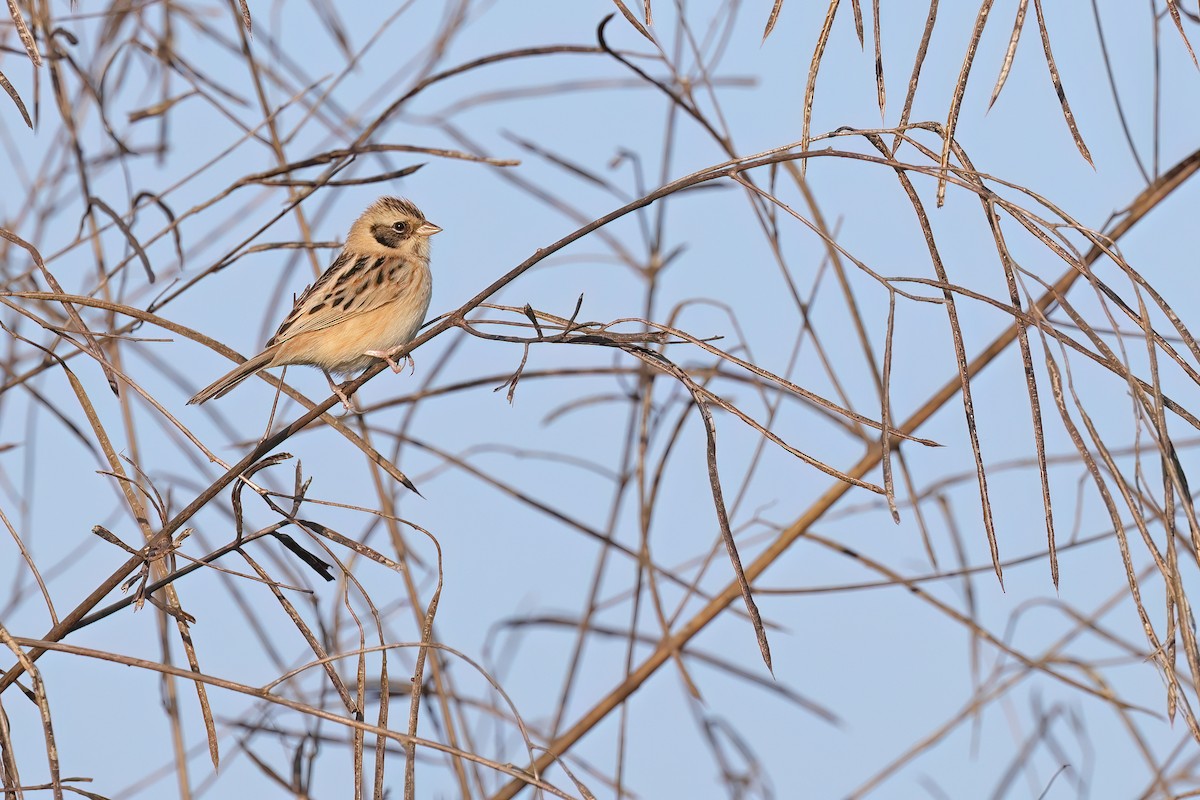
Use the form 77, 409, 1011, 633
347, 196, 442, 258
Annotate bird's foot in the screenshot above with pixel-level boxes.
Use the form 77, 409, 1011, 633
323, 371, 357, 411
366, 348, 415, 375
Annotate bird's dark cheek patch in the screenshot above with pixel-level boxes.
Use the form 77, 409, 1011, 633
370, 224, 403, 249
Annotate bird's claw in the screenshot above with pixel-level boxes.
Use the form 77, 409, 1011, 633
366, 349, 415, 375
332, 385, 355, 410
323, 371, 356, 411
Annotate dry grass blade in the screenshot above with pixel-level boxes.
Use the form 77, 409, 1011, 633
372, 652, 390, 799
0, 68, 32, 128
133, 192, 186, 269
127, 91, 199, 123
879, 148, 1002, 585
891, 0, 938, 153
1032, 0, 1094, 166
879, 292, 899, 522
6, 0, 41, 66
174, 611, 220, 770
799, 0, 840, 167
346, 598, 367, 800
1042, 350, 1195, 728
297, 521, 405, 571
988, 0, 1029, 109
609, 2, 655, 43
1165, 0, 1199, 69
872, 0, 885, 120
0, 623, 59, 799
86, 196, 155, 283
762, 0, 785, 42
694, 392, 772, 674
950, 138, 1058, 584
238, 0, 252, 34
988, 209, 1057, 585
937, 0, 995, 206
1136, 289, 1198, 578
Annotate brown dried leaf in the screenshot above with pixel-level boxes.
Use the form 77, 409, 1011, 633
873, 0, 885, 119
762, 0, 785, 42
937, 0, 996, 206
1165, 0, 1199, 69
695, 394, 773, 674
1033, 0, 1094, 166
0, 68, 32, 128
891, 1, 938, 153
238, 0, 252, 33
800, 0, 840, 168
88, 196, 156, 283
128, 91, 197, 122
7, 0, 42, 66
988, 0, 1028, 109
609, 0, 655, 43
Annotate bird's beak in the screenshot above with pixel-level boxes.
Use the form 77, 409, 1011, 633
417, 221, 443, 237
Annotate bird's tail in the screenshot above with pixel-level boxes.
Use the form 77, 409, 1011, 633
188, 349, 276, 405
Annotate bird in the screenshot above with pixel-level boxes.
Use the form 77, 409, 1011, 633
188, 196, 441, 407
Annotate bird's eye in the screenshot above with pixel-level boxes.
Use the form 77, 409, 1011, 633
392, 221, 409, 234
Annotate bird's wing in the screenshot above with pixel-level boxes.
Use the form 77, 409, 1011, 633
268, 253, 411, 346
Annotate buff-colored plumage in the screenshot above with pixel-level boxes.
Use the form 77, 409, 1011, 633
189, 197, 440, 405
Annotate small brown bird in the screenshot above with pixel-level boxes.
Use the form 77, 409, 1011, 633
189, 197, 440, 406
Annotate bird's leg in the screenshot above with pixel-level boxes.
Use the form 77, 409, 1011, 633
365, 347, 416, 375
322, 370, 357, 411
